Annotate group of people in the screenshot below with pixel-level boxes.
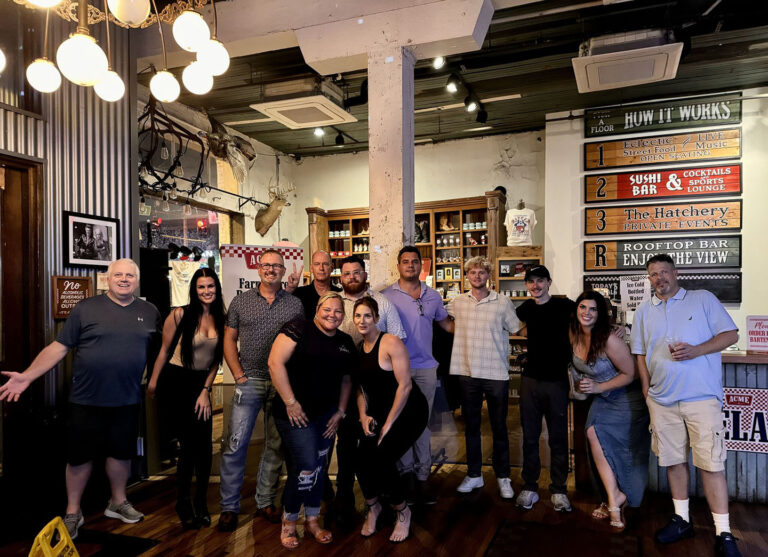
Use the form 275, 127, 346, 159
0, 247, 741, 556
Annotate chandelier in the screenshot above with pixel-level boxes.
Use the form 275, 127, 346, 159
4, 0, 230, 103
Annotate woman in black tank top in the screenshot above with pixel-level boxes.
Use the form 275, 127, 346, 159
353, 297, 428, 543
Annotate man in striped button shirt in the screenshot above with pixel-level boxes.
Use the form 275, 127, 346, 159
446, 256, 522, 500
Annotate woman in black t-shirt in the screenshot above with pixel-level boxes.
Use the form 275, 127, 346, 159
268, 292, 356, 550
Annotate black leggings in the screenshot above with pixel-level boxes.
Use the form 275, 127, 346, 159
160, 364, 213, 507
355, 395, 428, 505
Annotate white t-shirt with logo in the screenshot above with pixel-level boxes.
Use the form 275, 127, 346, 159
504, 208, 537, 246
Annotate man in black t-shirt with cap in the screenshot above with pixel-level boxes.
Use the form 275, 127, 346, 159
515, 265, 575, 513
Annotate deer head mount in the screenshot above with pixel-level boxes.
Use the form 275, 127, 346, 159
254, 157, 295, 236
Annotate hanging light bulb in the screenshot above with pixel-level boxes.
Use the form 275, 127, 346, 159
57, 34, 109, 86
94, 70, 125, 102
196, 39, 229, 76
176, 164, 184, 178
107, 0, 150, 26
28, 0, 64, 7
183, 198, 192, 215
162, 192, 170, 212
149, 70, 180, 102
172, 10, 210, 52
182, 61, 213, 95
160, 140, 169, 160
0, 48, 5, 74
197, 185, 206, 200
26, 58, 62, 93
170, 181, 178, 199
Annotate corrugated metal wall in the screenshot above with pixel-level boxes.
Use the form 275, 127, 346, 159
0, 107, 45, 161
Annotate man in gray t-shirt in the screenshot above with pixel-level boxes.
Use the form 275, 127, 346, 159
218, 249, 303, 531
0, 259, 161, 540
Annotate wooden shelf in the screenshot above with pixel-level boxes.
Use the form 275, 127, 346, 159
351, 251, 369, 255
435, 261, 461, 265
436, 279, 460, 283
499, 276, 526, 280
509, 296, 529, 300
436, 246, 461, 250
351, 234, 370, 238
462, 227, 488, 232
435, 230, 461, 235
415, 242, 432, 247
464, 244, 488, 248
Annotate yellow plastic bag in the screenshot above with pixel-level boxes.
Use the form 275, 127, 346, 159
28, 517, 79, 557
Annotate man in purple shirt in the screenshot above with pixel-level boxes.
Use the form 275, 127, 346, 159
382, 246, 453, 504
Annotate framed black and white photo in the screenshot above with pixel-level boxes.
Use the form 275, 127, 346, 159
63, 211, 120, 269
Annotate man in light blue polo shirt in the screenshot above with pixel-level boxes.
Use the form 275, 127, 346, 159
630, 254, 739, 557
382, 246, 453, 504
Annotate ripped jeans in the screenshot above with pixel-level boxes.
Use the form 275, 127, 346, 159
274, 407, 336, 521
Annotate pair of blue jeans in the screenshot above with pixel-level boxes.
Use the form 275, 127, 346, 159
219, 378, 284, 512
274, 408, 336, 521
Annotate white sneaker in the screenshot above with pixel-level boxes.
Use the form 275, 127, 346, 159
456, 475, 484, 493
551, 493, 573, 513
516, 490, 539, 510
497, 478, 514, 499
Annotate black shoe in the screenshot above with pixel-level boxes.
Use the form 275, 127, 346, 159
655, 515, 694, 544
194, 501, 211, 528
175, 499, 199, 531
255, 504, 282, 524
218, 510, 238, 532
715, 533, 742, 557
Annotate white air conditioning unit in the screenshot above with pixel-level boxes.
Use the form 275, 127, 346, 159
572, 30, 683, 93
250, 78, 358, 129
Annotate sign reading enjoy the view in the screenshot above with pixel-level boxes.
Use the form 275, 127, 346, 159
584, 164, 741, 203
585, 94, 742, 138
585, 200, 742, 235
583, 235, 741, 271
584, 128, 741, 170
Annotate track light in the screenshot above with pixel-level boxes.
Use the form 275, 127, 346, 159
464, 96, 478, 112
335, 132, 344, 146
432, 56, 445, 69
446, 74, 460, 93
476, 109, 488, 124
314, 127, 325, 137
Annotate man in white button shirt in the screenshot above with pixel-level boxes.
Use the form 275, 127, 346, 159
446, 256, 521, 500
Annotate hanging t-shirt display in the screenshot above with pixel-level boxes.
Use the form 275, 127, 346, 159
504, 207, 537, 246
170, 259, 203, 306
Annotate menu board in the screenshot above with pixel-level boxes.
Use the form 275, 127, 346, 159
584, 128, 741, 170
52, 276, 93, 319
584, 235, 741, 271
584, 272, 742, 304
585, 94, 742, 138
584, 200, 742, 236
584, 164, 741, 204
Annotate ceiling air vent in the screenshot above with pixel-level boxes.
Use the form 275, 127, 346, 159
572, 30, 683, 93
250, 78, 358, 129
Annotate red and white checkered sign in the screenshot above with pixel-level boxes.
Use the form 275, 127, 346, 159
723, 387, 768, 454
220, 244, 304, 306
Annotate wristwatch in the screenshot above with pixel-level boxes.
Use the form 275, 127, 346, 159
202, 386, 212, 393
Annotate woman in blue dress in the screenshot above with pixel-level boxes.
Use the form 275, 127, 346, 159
570, 291, 650, 531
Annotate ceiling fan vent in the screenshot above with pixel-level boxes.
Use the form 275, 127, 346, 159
250, 78, 358, 129
572, 30, 683, 93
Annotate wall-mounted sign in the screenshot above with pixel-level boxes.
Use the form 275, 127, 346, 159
584, 128, 741, 170
619, 275, 651, 312
584, 272, 742, 303
584, 164, 742, 204
585, 200, 742, 236
52, 276, 93, 319
220, 244, 304, 306
746, 316, 768, 353
585, 94, 742, 138
723, 388, 768, 454
584, 235, 741, 271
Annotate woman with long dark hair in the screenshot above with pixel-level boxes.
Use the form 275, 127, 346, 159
148, 268, 226, 529
569, 291, 649, 531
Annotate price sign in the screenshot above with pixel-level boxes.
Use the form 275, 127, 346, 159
52, 276, 93, 319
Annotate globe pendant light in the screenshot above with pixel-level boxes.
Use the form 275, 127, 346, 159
107, 0, 150, 26
26, 10, 62, 93
0, 48, 6, 74
196, 39, 229, 76
56, 1, 108, 86
94, 1, 125, 102
150, 70, 180, 102
182, 61, 213, 95
27, 0, 64, 8
172, 10, 209, 52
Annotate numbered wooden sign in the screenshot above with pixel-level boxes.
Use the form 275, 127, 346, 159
584, 235, 742, 271
52, 276, 93, 319
584, 200, 742, 236
585, 164, 741, 204
584, 128, 741, 170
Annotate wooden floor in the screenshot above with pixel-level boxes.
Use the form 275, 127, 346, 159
7, 463, 767, 557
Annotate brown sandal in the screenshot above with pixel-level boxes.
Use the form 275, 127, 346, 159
305, 517, 333, 544
592, 502, 610, 520
281, 518, 300, 550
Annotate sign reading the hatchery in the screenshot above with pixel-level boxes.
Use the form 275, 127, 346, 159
584, 164, 742, 204
52, 276, 93, 319
584, 128, 741, 170
723, 388, 768, 454
584, 94, 742, 138
583, 272, 741, 304
584, 236, 741, 271
584, 200, 741, 236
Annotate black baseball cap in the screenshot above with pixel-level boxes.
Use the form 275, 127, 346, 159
524, 265, 551, 281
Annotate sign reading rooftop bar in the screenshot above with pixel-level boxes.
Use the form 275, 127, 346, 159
585, 94, 742, 138
584, 128, 741, 170
723, 388, 768, 454
584, 164, 742, 204
583, 272, 742, 304
584, 200, 742, 235
584, 235, 741, 271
